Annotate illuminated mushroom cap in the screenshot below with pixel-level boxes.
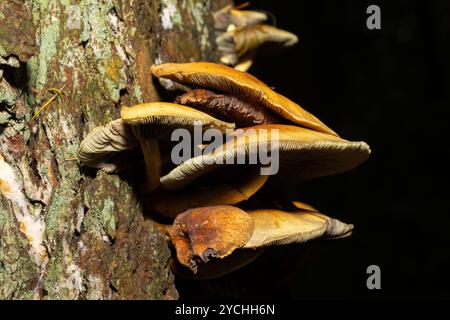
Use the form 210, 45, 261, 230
244, 208, 353, 248
160, 124, 370, 190
120, 102, 235, 137
151, 62, 335, 136
78, 119, 138, 172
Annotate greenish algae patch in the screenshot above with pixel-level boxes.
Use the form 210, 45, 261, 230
160, 0, 183, 30
0, 111, 11, 124
33, 0, 62, 93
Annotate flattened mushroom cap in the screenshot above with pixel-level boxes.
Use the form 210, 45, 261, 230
78, 119, 138, 172
151, 62, 336, 136
120, 102, 235, 138
244, 208, 353, 248
161, 124, 370, 190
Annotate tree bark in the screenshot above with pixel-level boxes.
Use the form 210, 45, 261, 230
0, 0, 231, 299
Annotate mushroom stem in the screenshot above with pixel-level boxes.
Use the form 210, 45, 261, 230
140, 138, 162, 192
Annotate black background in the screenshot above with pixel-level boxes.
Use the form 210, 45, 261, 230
176, 0, 449, 299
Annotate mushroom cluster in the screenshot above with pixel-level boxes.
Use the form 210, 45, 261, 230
78, 62, 370, 277
213, 5, 299, 72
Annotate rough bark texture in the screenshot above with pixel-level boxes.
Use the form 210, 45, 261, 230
0, 0, 231, 299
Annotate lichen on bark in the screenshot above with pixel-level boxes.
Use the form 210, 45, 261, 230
0, 0, 231, 300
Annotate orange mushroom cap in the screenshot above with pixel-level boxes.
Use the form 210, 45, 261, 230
151, 62, 337, 136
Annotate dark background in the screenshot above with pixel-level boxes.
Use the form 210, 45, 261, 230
176, 0, 449, 299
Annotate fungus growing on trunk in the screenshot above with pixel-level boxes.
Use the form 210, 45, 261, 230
79, 61, 370, 278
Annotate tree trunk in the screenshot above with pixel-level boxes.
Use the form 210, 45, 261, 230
0, 0, 231, 299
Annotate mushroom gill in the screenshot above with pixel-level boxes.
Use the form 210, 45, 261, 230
78, 119, 138, 173
160, 124, 370, 190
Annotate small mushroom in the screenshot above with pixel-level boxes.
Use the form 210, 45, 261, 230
144, 166, 268, 218
213, 5, 268, 31
78, 119, 138, 173
120, 102, 235, 191
151, 62, 337, 136
166, 205, 254, 272
175, 88, 281, 127
217, 24, 298, 67
160, 124, 370, 190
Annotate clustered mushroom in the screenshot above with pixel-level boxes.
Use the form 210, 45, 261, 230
78, 61, 370, 276
213, 5, 299, 71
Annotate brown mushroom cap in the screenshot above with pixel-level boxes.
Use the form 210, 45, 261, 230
78, 119, 138, 172
175, 89, 281, 127
120, 102, 235, 137
151, 62, 336, 136
244, 208, 353, 248
160, 124, 370, 190
168, 205, 254, 272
